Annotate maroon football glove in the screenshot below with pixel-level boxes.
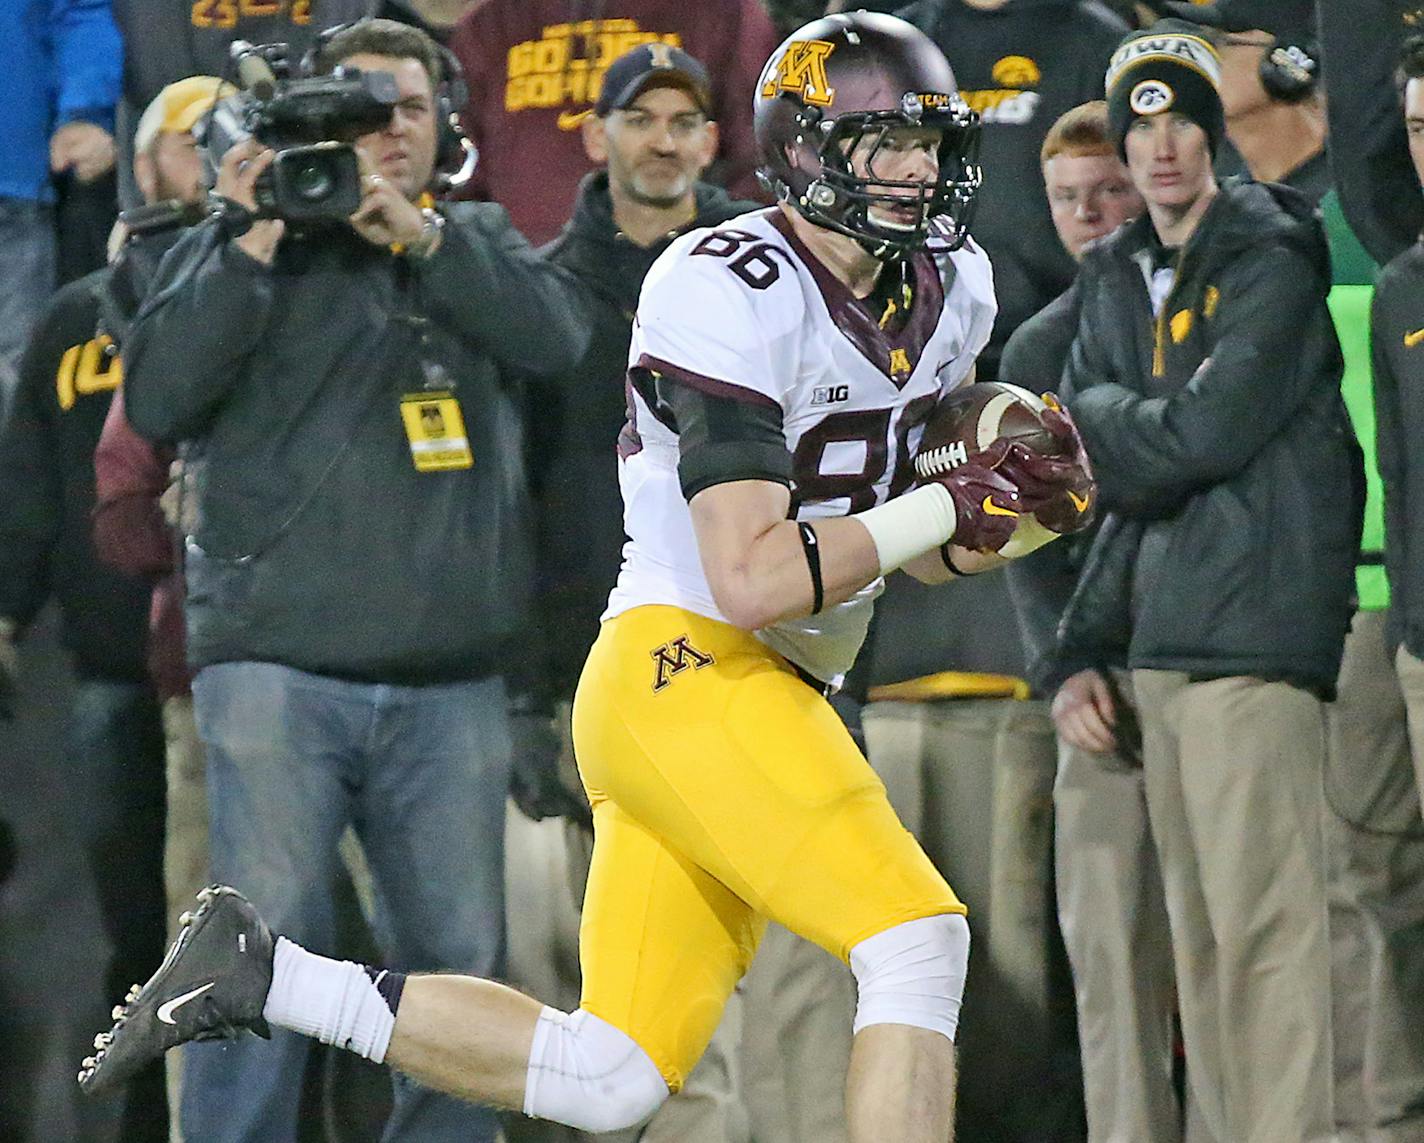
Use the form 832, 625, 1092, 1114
1044, 403, 1093, 481
986, 402, 1097, 535
922, 460, 1023, 553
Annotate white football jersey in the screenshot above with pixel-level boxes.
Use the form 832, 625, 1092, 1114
605, 207, 997, 685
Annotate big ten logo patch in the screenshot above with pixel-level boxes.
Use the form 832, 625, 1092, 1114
56, 335, 122, 411
191, 0, 311, 29
506, 21, 683, 118
760, 40, 836, 107
651, 635, 715, 693
961, 55, 1042, 125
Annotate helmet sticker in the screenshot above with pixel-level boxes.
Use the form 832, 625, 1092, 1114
761, 40, 838, 107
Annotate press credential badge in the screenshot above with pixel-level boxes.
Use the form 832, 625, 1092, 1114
399, 391, 473, 471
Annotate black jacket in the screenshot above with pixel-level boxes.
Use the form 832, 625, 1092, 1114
528, 173, 755, 695
1371, 241, 1424, 655
0, 234, 179, 679
124, 203, 591, 683
1056, 180, 1361, 696
998, 280, 1105, 694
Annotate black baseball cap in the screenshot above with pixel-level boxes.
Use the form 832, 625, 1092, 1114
1161, 0, 1314, 40
594, 43, 714, 117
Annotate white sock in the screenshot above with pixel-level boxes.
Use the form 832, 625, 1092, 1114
260, 937, 401, 1063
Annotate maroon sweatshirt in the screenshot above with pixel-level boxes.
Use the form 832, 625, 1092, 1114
92, 387, 190, 700
449, 0, 778, 244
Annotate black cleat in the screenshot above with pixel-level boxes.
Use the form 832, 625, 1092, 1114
78, 885, 275, 1096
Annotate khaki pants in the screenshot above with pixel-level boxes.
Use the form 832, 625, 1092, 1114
1392, 642, 1424, 817
738, 921, 854, 1143
1053, 671, 1181, 1143
161, 696, 208, 1143
162, 697, 209, 936
1330, 633, 1424, 1141
502, 702, 747, 1143
862, 698, 1070, 1142
1133, 671, 1334, 1143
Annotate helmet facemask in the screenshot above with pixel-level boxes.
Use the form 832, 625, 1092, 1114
785, 94, 982, 258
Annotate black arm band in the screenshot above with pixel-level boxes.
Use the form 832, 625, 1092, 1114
651, 373, 792, 499
940, 542, 975, 577
799, 522, 825, 615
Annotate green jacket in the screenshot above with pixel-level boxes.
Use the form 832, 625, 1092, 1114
1324, 190, 1388, 612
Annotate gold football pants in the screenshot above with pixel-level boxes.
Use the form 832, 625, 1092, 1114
571, 605, 963, 1089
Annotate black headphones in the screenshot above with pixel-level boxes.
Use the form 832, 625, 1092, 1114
302, 18, 477, 188
1258, 36, 1320, 103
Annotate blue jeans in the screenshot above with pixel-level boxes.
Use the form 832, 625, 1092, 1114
0, 197, 55, 417
182, 663, 511, 1143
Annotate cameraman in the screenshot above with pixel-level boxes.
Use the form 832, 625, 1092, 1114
121, 19, 591, 1143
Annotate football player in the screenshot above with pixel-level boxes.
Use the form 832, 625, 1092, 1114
78, 14, 1090, 1142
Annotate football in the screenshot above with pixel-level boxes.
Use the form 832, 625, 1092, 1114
913, 381, 1063, 482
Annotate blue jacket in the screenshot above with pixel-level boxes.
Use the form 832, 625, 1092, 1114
1, 0, 122, 203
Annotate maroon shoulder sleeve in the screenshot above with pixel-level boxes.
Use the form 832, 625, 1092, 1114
92, 387, 176, 578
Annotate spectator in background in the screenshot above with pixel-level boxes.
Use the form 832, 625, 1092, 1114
112, 0, 375, 116
112, 19, 590, 1142
505, 45, 760, 1143
1363, 36, 1424, 1140
896, 0, 1129, 380
84, 76, 237, 1140
0, 72, 231, 1143
1059, 22, 1359, 1140
93, 396, 191, 929
999, 102, 1181, 1143
1317, 0, 1423, 266
448, 0, 779, 244
1172, 6, 1424, 1135
90, 76, 239, 941
0, 0, 122, 415
807, 5, 1125, 1131
110, 0, 393, 209
1323, 190, 1424, 1143
847, 3, 1126, 1132
1165, 0, 1328, 197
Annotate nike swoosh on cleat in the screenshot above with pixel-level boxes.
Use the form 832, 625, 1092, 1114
982, 496, 1018, 518
156, 982, 216, 1025
1405, 328, 1424, 349
1067, 490, 1091, 512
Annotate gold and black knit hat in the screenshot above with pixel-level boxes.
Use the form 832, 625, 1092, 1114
1105, 19, 1224, 158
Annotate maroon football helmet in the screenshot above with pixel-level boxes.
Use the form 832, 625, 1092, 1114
754, 12, 981, 257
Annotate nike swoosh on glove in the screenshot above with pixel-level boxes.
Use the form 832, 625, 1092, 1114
990, 405, 1097, 535
922, 459, 1023, 553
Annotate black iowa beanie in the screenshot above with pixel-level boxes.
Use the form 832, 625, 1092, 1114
1105, 19, 1224, 158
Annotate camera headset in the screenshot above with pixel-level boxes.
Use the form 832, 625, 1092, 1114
1257, 33, 1320, 103
301, 18, 478, 189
